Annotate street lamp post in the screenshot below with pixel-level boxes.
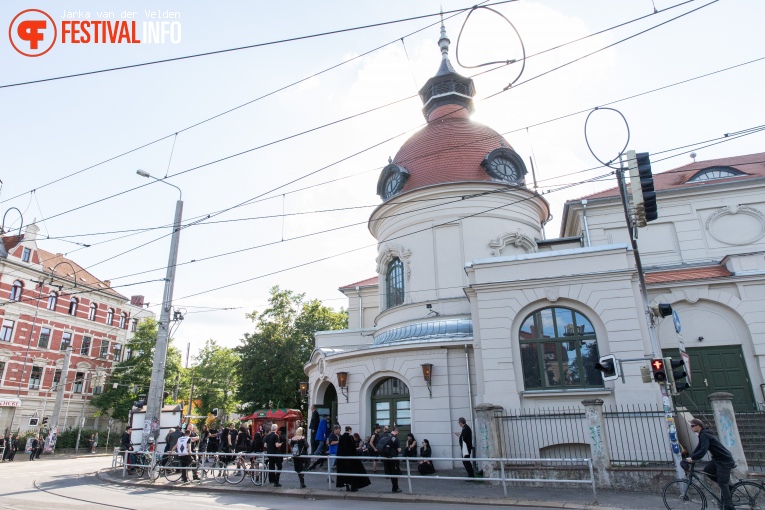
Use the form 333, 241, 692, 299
136, 169, 183, 452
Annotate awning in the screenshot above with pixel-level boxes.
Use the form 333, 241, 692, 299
240, 408, 302, 421
0, 398, 22, 407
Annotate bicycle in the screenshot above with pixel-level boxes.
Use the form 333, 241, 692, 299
662, 462, 765, 509
225, 453, 265, 485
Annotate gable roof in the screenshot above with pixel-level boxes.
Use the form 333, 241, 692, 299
577, 151, 765, 200
339, 276, 378, 290
35, 249, 126, 299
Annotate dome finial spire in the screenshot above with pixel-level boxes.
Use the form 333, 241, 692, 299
438, 10, 450, 59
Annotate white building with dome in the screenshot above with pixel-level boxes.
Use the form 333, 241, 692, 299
304, 26, 765, 466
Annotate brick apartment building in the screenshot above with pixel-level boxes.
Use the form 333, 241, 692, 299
0, 223, 154, 434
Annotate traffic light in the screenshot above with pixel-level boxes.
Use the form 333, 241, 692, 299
212, 408, 219, 418
163, 391, 170, 400
42, 417, 49, 426
627, 150, 658, 227
651, 358, 667, 382
594, 354, 620, 381
665, 357, 690, 395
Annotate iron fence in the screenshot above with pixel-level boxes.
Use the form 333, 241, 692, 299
603, 404, 673, 467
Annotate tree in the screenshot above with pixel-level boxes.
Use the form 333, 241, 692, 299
185, 339, 240, 423
236, 286, 347, 414
91, 318, 182, 422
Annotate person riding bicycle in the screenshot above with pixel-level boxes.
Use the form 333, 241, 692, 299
684, 418, 736, 510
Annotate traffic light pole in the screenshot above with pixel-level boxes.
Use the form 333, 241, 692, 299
140, 198, 183, 452
616, 158, 685, 480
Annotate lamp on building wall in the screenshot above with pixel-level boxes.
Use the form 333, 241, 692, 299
421, 363, 434, 398
337, 372, 349, 402
299, 381, 309, 399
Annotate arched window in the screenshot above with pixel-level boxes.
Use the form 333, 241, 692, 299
688, 166, 745, 182
519, 306, 602, 390
68, 298, 78, 316
371, 377, 411, 438
106, 308, 114, 326
385, 258, 405, 309
88, 303, 98, 321
10, 280, 23, 301
47, 292, 58, 311
119, 312, 127, 329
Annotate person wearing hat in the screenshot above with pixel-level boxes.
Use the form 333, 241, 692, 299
685, 418, 736, 510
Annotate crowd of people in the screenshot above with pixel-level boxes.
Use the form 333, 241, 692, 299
0, 433, 44, 461
115, 405, 477, 491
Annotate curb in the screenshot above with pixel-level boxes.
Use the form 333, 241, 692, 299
95, 469, 624, 510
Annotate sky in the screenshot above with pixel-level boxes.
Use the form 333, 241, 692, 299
2, 0, 763, 359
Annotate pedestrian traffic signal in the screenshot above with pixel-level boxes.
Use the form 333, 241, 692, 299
595, 354, 620, 381
212, 408, 219, 418
651, 358, 667, 382
665, 357, 690, 395
627, 150, 658, 227
42, 416, 48, 425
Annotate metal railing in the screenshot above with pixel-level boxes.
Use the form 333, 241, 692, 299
111, 450, 597, 500
494, 407, 590, 463
603, 403, 674, 467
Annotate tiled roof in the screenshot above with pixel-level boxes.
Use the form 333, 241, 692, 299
645, 265, 732, 284
578, 151, 765, 200
393, 105, 510, 194
339, 276, 378, 289
36, 248, 126, 299
2, 235, 23, 253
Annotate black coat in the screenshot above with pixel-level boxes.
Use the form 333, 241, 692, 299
335, 432, 371, 489
458, 424, 473, 455
309, 410, 320, 432
691, 427, 734, 463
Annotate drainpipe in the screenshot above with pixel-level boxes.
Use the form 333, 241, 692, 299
581, 199, 592, 247
356, 286, 362, 329
464, 344, 477, 470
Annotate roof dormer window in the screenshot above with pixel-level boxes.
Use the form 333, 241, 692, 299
687, 166, 745, 182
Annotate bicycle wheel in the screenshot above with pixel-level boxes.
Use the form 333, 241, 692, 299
164, 458, 183, 482
133, 465, 145, 477
250, 463, 264, 486
211, 461, 227, 484
226, 462, 247, 485
663, 480, 706, 510
148, 462, 161, 482
732, 481, 765, 509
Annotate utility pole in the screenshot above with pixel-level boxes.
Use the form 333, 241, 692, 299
616, 154, 685, 479
140, 195, 183, 451
48, 346, 72, 453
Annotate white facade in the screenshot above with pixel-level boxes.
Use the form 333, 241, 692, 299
305, 29, 765, 464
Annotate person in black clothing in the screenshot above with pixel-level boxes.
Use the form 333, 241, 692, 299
207, 425, 219, 453
289, 426, 309, 488
684, 418, 736, 510
382, 427, 402, 493
120, 427, 134, 472
336, 426, 371, 492
456, 417, 475, 478
265, 424, 284, 487
29, 436, 39, 461
404, 433, 417, 457
418, 439, 435, 475
249, 427, 264, 454
308, 405, 320, 453
220, 423, 232, 462
235, 425, 250, 453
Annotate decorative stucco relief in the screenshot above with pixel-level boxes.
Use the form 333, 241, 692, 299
705, 205, 765, 245
488, 229, 538, 256
683, 288, 700, 304
376, 243, 412, 281
544, 287, 560, 302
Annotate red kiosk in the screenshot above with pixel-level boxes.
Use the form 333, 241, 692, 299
240, 408, 304, 439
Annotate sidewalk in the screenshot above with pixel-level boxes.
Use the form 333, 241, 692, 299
97, 465, 666, 510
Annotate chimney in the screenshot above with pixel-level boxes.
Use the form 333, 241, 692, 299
103, 280, 111, 288
24, 223, 39, 241
130, 295, 145, 307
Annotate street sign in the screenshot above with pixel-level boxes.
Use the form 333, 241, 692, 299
672, 310, 682, 334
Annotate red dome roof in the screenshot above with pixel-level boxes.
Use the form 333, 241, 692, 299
393, 104, 511, 193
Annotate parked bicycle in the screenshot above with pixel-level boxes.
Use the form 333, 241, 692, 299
662, 462, 765, 509
225, 452, 265, 485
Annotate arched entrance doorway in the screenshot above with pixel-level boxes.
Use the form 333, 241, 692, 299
317, 384, 338, 427
371, 377, 411, 439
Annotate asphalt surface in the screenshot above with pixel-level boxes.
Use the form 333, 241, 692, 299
0, 454, 667, 509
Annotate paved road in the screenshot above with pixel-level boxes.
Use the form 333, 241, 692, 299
0, 455, 531, 510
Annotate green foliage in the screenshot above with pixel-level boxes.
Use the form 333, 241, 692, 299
185, 339, 240, 424
235, 286, 347, 414
90, 319, 182, 422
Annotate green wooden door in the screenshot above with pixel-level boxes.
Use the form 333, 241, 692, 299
664, 345, 757, 410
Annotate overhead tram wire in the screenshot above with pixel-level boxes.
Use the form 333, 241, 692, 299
109, 123, 765, 289
483, 0, 720, 99
0, 1, 510, 90
0, 3, 484, 206
1, 0, 699, 209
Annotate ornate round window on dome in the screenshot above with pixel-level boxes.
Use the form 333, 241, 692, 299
376, 163, 410, 201
482, 148, 527, 184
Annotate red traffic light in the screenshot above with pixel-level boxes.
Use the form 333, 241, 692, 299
651, 359, 664, 371
651, 358, 667, 382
